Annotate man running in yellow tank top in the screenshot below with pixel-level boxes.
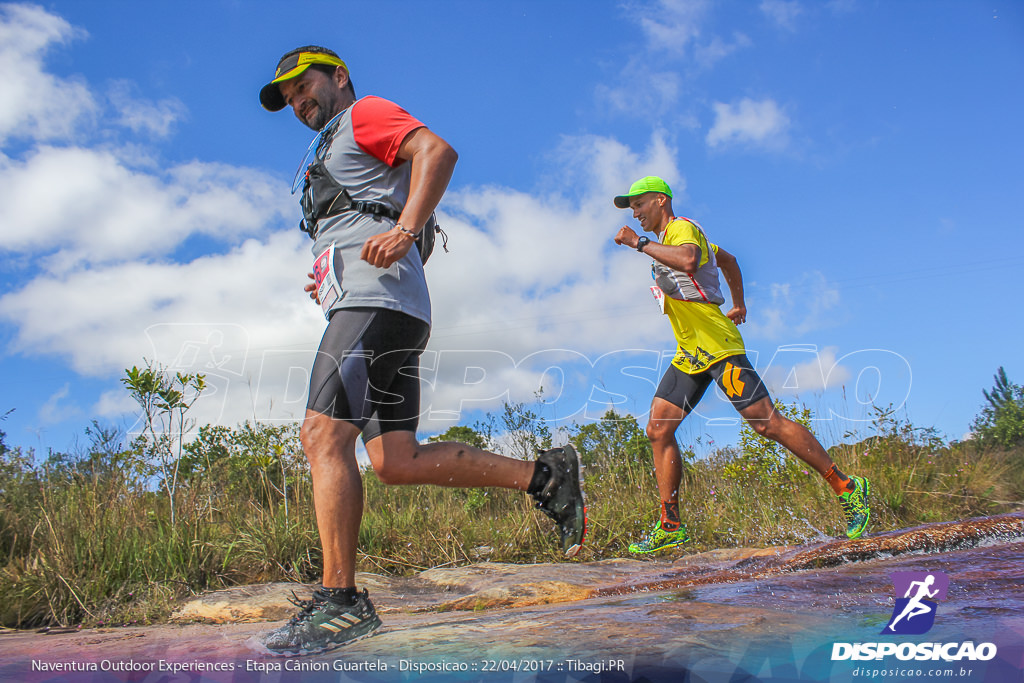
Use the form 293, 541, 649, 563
613, 176, 870, 552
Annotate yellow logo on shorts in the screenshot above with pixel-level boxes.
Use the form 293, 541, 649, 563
722, 363, 746, 398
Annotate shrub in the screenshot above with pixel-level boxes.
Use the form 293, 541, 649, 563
971, 367, 1024, 448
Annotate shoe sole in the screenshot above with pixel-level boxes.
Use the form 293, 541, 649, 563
846, 478, 871, 540
560, 444, 587, 558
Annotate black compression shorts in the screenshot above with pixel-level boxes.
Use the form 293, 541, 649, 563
306, 307, 430, 442
654, 353, 771, 414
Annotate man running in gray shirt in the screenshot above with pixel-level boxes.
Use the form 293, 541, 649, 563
258, 46, 585, 654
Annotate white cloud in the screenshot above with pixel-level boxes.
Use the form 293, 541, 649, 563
108, 80, 188, 138
742, 271, 841, 340
595, 70, 683, 117
0, 231, 317, 372
630, 0, 709, 56
0, 6, 292, 272
92, 387, 138, 421
760, 345, 851, 396
0, 3, 95, 144
706, 97, 791, 149
827, 0, 857, 15
38, 382, 80, 424
695, 32, 753, 69
546, 131, 684, 207
760, 0, 803, 32
0, 146, 292, 267
2, 230, 329, 429
0, 3, 317, 435
628, 0, 750, 66
598, 0, 750, 117
603, 3, 782, 153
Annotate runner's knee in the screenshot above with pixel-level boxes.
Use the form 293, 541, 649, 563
646, 419, 676, 445
369, 457, 404, 484
370, 455, 416, 485
749, 411, 787, 441
367, 435, 418, 484
300, 412, 330, 459
300, 412, 361, 474
749, 418, 772, 437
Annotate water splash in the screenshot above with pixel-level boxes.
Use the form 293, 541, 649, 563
594, 512, 1024, 598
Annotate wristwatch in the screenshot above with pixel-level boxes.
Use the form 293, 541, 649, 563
636, 236, 650, 252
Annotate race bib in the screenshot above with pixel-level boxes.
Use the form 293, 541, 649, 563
650, 285, 666, 314
313, 243, 342, 320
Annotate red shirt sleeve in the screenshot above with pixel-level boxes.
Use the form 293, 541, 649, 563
350, 96, 425, 167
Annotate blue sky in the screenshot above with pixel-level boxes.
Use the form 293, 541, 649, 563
1, 0, 1022, 458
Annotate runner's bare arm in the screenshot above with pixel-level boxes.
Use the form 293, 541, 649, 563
361, 128, 458, 268
715, 246, 747, 325
395, 127, 458, 233
614, 226, 703, 273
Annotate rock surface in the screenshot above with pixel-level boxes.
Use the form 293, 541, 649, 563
2, 512, 1022, 682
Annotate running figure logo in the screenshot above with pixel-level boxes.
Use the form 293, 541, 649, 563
882, 571, 949, 635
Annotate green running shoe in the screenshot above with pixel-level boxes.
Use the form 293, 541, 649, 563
840, 476, 871, 540
628, 523, 690, 554
262, 588, 382, 655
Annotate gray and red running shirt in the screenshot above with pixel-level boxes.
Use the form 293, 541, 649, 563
309, 96, 431, 325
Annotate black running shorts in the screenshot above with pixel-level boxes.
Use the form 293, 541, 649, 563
654, 353, 771, 414
306, 307, 430, 442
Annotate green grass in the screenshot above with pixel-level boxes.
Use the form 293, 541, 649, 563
0, 411, 1021, 629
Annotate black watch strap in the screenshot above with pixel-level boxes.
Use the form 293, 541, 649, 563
636, 236, 650, 252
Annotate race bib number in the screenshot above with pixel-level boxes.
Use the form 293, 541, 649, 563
313, 243, 342, 320
650, 285, 666, 314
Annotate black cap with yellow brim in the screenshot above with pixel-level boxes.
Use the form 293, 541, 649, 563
260, 49, 348, 112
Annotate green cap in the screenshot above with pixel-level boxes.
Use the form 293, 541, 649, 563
613, 176, 673, 209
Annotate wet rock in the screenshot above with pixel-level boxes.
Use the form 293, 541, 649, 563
170, 513, 1022, 624
435, 581, 594, 611
171, 583, 310, 624
5, 512, 1020, 682
595, 511, 1024, 597
171, 560, 643, 622
782, 510, 1024, 571
170, 573, 439, 623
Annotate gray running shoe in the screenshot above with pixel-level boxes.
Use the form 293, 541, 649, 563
531, 445, 587, 557
262, 588, 382, 655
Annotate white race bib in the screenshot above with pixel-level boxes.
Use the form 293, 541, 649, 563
650, 284, 666, 314
312, 243, 342, 320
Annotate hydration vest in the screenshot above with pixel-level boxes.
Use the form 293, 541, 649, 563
650, 218, 725, 305
296, 116, 445, 264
